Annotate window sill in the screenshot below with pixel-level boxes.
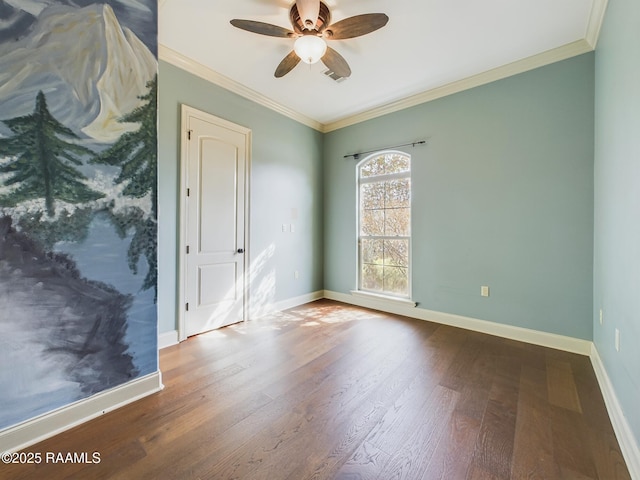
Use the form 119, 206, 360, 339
350, 290, 417, 309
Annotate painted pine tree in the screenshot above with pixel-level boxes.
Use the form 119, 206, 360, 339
95, 75, 158, 299
0, 91, 103, 217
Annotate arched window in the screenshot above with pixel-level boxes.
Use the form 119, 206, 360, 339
357, 151, 411, 298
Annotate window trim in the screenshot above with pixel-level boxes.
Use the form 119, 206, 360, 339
355, 150, 412, 300
350, 289, 417, 308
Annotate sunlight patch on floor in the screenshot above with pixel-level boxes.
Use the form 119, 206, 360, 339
198, 330, 227, 340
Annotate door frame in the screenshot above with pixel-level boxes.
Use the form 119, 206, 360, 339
177, 105, 251, 342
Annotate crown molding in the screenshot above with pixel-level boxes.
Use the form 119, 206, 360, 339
158, 44, 324, 132
322, 39, 594, 133
161, 34, 599, 134
585, 0, 609, 49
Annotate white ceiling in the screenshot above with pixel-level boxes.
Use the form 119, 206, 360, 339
159, 0, 604, 131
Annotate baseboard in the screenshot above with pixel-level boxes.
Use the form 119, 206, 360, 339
590, 345, 640, 479
323, 290, 592, 356
0, 371, 163, 453
251, 290, 325, 319
159, 329, 179, 349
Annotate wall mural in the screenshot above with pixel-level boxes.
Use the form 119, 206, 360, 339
0, 0, 158, 430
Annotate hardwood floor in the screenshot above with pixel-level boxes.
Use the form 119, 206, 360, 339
1, 300, 630, 479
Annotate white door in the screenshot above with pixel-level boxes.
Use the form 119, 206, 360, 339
181, 106, 250, 338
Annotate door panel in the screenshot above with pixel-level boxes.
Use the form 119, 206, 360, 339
198, 263, 237, 306
199, 138, 238, 253
183, 109, 249, 338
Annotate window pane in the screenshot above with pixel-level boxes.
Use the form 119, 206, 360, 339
360, 154, 410, 178
384, 208, 410, 236
362, 264, 383, 291
360, 182, 384, 210
383, 154, 410, 175
384, 239, 408, 267
383, 266, 409, 296
360, 209, 384, 236
360, 156, 386, 177
361, 239, 383, 265
385, 178, 410, 208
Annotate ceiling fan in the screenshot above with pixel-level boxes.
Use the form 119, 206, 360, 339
230, 0, 389, 78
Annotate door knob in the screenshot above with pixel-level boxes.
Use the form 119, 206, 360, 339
237, 248, 244, 254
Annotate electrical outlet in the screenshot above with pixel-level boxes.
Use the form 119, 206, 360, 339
481, 286, 490, 297
615, 328, 620, 352
294, 270, 299, 280
282, 224, 288, 232
599, 309, 603, 325
290, 224, 295, 233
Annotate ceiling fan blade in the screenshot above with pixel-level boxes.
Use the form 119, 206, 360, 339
296, 0, 320, 30
321, 47, 351, 78
230, 19, 295, 38
324, 13, 389, 40
275, 50, 301, 78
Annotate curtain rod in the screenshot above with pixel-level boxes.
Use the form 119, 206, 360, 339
343, 140, 427, 160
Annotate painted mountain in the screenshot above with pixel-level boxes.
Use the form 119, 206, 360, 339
0, 0, 156, 51
0, 2, 157, 430
0, 2, 156, 142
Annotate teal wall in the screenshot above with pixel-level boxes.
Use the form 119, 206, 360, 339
324, 53, 595, 340
157, 61, 324, 334
159, 54, 596, 341
594, 0, 640, 447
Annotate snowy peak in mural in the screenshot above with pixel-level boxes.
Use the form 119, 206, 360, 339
0, 3, 156, 143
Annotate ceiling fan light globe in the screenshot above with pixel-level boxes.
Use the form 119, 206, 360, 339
294, 35, 327, 64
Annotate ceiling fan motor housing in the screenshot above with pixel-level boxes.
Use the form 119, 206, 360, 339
290, 1, 331, 34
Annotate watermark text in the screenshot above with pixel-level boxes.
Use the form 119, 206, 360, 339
2, 451, 101, 465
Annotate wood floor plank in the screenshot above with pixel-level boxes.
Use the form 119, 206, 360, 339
453, 338, 497, 424
546, 358, 583, 413
372, 385, 459, 480
511, 365, 561, 479
333, 441, 390, 480
420, 410, 481, 480
549, 406, 598, 479
438, 332, 487, 392
585, 429, 631, 480
0, 299, 630, 480
468, 342, 521, 480
571, 354, 619, 434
